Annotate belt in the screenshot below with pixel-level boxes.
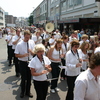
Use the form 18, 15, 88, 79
19, 60, 29, 63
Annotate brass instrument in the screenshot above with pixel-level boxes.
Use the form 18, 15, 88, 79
45, 22, 54, 33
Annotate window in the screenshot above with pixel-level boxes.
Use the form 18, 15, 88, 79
68, 0, 73, 8
61, 1, 66, 11
56, 7, 59, 14
74, 0, 82, 6
51, 8, 54, 16
45, 4, 47, 10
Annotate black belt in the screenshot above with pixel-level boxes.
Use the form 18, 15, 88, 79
19, 60, 29, 63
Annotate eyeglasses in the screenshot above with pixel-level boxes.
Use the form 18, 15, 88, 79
74, 45, 79, 48
38, 51, 44, 53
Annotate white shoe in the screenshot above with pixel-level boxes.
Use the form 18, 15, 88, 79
50, 89, 55, 93
55, 87, 60, 92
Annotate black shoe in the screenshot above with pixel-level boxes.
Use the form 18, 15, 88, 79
26, 93, 33, 98
20, 93, 24, 98
16, 73, 20, 77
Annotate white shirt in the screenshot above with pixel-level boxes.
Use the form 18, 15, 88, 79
74, 69, 100, 100
54, 32, 62, 39
41, 32, 47, 39
94, 47, 100, 53
62, 42, 70, 54
65, 50, 82, 76
32, 35, 42, 44
7, 34, 13, 46
51, 48, 62, 63
49, 38, 56, 47
12, 35, 22, 49
14, 39, 35, 61
28, 55, 51, 81
69, 36, 78, 43
78, 49, 88, 70
79, 40, 89, 46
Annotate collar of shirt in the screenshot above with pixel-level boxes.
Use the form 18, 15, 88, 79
87, 69, 95, 80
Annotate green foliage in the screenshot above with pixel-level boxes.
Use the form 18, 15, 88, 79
28, 15, 33, 26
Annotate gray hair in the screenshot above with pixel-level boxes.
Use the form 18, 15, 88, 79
33, 44, 45, 54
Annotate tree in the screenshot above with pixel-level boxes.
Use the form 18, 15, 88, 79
28, 15, 33, 26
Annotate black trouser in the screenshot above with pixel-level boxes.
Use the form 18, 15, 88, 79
33, 80, 48, 100
50, 62, 61, 89
7, 45, 9, 60
60, 59, 66, 78
19, 61, 31, 94
8, 45, 13, 64
14, 54, 20, 74
66, 76, 77, 100
12, 49, 15, 63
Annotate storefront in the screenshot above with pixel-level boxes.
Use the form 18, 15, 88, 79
58, 18, 100, 34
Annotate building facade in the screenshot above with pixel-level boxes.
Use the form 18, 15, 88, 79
32, 0, 100, 33
0, 7, 5, 28
5, 15, 17, 27
33, 0, 47, 28
59, 0, 100, 33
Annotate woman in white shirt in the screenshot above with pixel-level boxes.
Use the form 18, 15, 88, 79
47, 39, 64, 93
61, 35, 70, 80
78, 42, 90, 71
74, 52, 100, 100
28, 44, 51, 100
65, 40, 82, 100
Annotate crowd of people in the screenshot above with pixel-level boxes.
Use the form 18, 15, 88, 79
1, 26, 100, 100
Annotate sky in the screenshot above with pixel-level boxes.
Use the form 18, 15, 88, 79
0, 0, 43, 17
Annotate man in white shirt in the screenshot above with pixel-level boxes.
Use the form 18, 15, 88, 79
6, 32, 13, 66
54, 29, 62, 39
32, 30, 42, 44
12, 28, 22, 77
94, 47, 100, 53
15, 30, 35, 98
74, 52, 100, 100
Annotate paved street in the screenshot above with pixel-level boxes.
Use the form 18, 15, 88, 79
0, 36, 67, 100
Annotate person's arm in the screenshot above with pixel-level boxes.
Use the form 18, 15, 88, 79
45, 65, 52, 72
74, 80, 86, 100
15, 53, 29, 58
7, 36, 12, 44
28, 49, 34, 55
31, 68, 49, 76
13, 37, 21, 45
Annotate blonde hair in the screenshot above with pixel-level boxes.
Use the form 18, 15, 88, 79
81, 34, 88, 39
74, 30, 78, 34
33, 44, 45, 54
79, 42, 90, 51
24, 30, 31, 36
